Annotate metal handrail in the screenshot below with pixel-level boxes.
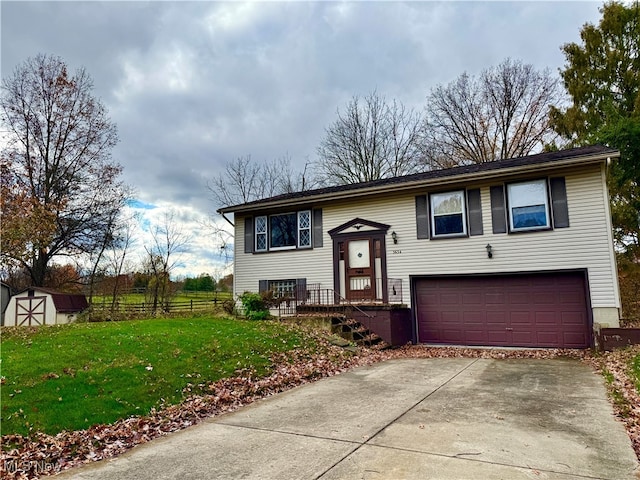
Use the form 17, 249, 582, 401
277, 278, 404, 317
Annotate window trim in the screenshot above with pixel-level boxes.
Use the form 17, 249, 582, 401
255, 215, 268, 252
267, 279, 298, 298
252, 210, 313, 253
269, 211, 299, 251
506, 178, 551, 233
429, 189, 468, 238
297, 210, 312, 249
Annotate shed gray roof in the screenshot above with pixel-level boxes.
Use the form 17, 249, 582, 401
218, 145, 619, 214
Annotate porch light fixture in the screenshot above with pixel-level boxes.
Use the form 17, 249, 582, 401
486, 243, 493, 259
391, 231, 398, 244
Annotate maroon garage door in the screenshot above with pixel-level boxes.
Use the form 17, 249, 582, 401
414, 272, 591, 348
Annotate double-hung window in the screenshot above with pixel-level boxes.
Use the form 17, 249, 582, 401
255, 210, 311, 251
507, 179, 550, 232
430, 190, 467, 237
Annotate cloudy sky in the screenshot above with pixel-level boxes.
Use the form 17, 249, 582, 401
1, 1, 603, 279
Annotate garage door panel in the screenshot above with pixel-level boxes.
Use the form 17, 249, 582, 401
487, 330, 509, 343
564, 332, 588, 347
513, 333, 536, 346
415, 272, 590, 348
439, 293, 461, 305
508, 292, 530, 305
535, 312, 558, 324
562, 312, 587, 325
533, 292, 558, 305
536, 332, 562, 346
441, 329, 465, 342
463, 311, 485, 324
464, 330, 487, 343
485, 292, 506, 305
462, 292, 483, 305
510, 312, 534, 325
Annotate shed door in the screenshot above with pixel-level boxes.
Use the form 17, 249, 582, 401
15, 296, 47, 326
415, 272, 590, 348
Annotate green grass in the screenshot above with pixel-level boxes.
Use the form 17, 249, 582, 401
1, 317, 312, 437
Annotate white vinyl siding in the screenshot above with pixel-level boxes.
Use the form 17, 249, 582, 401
233, 164, 619, 313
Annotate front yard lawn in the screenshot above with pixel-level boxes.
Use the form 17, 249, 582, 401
0, 317, 312, 436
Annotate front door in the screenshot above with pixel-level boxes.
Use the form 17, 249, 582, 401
329, 218, 390, 303
345, 238, 375, 300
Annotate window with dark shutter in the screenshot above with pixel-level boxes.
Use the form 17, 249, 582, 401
430, 190, 467, 237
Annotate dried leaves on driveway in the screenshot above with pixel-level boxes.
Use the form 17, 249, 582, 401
585, 345, 640, 457
1, 341, 637, 479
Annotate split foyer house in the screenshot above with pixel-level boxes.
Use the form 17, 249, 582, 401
218, 145, 622, 349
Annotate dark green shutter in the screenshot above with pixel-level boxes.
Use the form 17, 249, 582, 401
244, 217, 254, 253
258, 280, 268, 293
415, 195, 430, 239
550, 177, 570, 228
490, 185, 507, 234
467, 189, 483, 236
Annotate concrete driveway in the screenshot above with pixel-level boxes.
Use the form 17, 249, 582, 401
59, 358, 638, 480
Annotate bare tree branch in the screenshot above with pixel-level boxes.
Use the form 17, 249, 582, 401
422, 58, 560, 168
317, 91, 424, 184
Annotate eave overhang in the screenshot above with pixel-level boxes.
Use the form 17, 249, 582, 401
218, 147, 619, 216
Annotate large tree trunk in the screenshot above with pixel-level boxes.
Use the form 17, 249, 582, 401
30, 251, 49, 287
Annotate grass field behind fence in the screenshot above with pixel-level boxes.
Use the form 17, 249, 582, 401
0, 317, 312, 437
90, 291, 233, 305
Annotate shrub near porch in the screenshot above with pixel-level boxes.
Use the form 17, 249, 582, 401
0, 317, 310, 436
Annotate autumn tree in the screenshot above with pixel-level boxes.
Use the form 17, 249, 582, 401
317, 91, 424, 184
423, 58, 561, 168
0, 54, 129, 287
550, 1, 639, 257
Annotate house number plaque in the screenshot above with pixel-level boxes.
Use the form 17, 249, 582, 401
392, 250, 402, 254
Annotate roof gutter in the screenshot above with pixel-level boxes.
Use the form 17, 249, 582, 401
219, 151, 617, 215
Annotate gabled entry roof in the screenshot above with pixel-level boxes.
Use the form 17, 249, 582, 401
328, 218, 391, 236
